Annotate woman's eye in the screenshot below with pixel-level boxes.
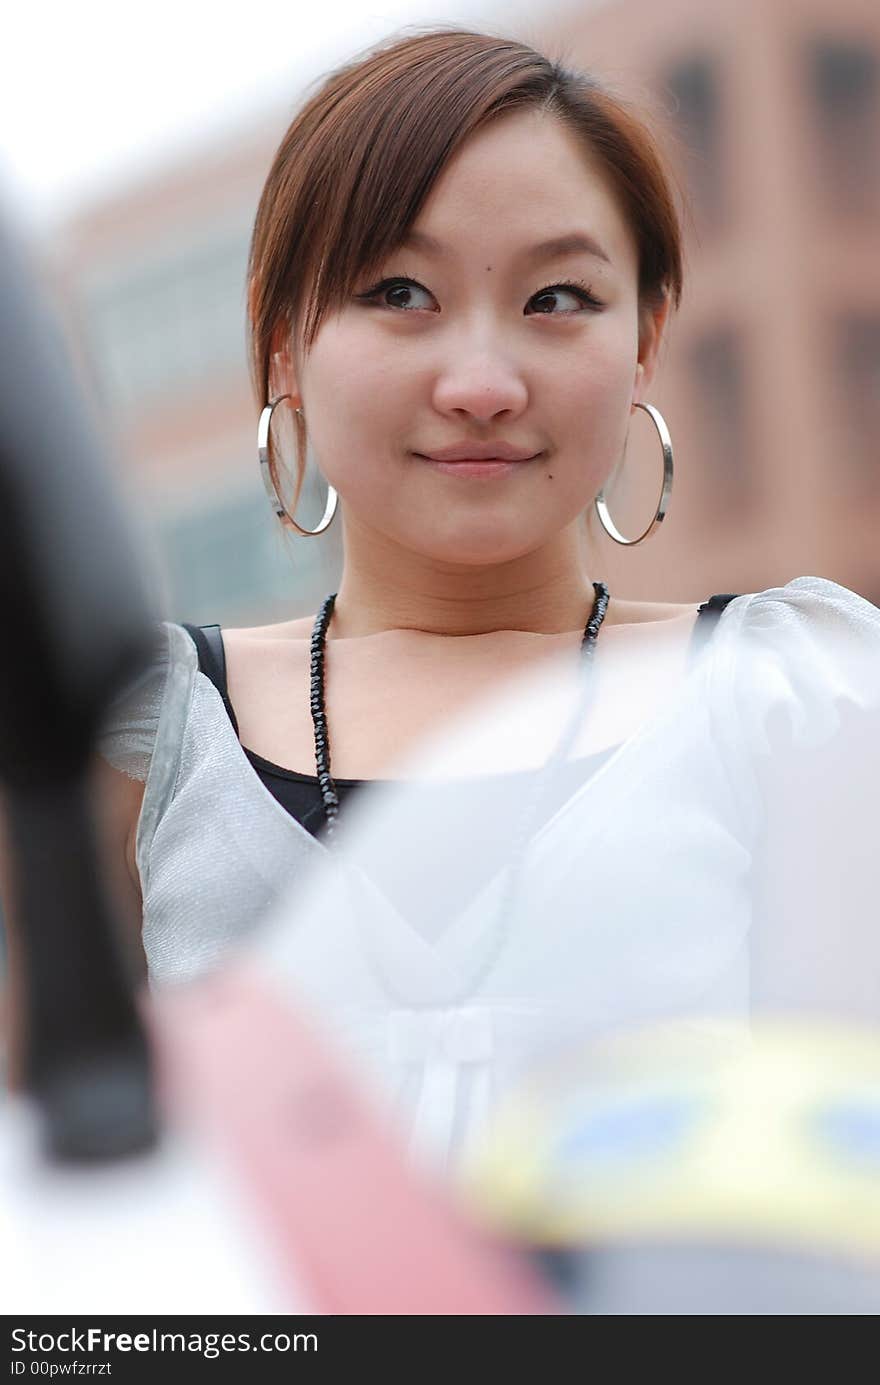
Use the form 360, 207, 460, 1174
355, 276, 602, 314
357, 278, 437, 311
526, 282, 603, 315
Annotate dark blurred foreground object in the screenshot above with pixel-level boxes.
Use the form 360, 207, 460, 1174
0, 204, 158, 1159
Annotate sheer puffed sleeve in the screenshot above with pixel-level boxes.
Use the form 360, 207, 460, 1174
714, 577, 880, 1021
96, 622, 324, 984
96, 623, 202, 890
716, 575, 880, 755
96, 624, 173, 781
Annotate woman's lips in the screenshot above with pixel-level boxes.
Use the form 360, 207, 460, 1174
415, 453, 540, 478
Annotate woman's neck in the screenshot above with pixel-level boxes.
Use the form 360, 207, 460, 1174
329, 521, 600, 639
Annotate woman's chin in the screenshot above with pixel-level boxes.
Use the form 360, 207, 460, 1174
403, 529, 546, 568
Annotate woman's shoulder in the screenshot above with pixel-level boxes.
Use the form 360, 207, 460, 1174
221, 615, 316, 645
627, 576, 878, 643
609, 596, 702, 626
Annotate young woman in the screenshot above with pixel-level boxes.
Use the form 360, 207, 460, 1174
97, 23, 878, 1079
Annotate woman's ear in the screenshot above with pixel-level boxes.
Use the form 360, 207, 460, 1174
268, 327, 301, 406
633, 294, 671, 405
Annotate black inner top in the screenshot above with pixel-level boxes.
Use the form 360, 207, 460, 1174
181, 594, 738, 842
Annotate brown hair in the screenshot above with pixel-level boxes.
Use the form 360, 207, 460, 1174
248, 27, 684, 496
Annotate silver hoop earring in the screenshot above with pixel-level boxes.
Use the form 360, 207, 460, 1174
594, 401, 673, 546
257, 393, 338, 536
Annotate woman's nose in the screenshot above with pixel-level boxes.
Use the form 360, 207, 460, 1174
431, 353, 528, 424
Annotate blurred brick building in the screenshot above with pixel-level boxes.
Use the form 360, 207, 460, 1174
52, 118, 342, 626
52, 0, 880, 619
546, 0, 880, 601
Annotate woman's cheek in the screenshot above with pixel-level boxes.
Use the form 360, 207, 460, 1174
551, 363, 630, 451
300, 358, 379, 473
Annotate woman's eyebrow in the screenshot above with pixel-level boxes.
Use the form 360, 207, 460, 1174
399, 228, 611, 265
525, 232, 611, 266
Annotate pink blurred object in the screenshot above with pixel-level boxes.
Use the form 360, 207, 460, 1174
153, 969, 559, 1315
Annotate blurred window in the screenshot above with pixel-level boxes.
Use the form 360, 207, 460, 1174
662, 55, 725, 229
157, 485, 341, 626
160, 488, 288, 623
687, 328, 749, 512
81, 227, 250, 418
807, 36, 879, 216
835, 315, 880, 494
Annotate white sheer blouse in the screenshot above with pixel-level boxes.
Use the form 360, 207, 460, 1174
99, 577, 880, 1169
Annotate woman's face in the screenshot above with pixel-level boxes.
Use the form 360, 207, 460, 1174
287, 107, 666, 566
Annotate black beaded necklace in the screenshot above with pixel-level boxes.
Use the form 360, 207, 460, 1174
309, 581, 611, 841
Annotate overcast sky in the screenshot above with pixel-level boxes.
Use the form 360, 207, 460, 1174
1, 0, 565, 229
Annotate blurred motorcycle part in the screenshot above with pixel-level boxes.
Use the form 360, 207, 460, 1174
0, 204, 158, 1159
463, 1020, 880, 1314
